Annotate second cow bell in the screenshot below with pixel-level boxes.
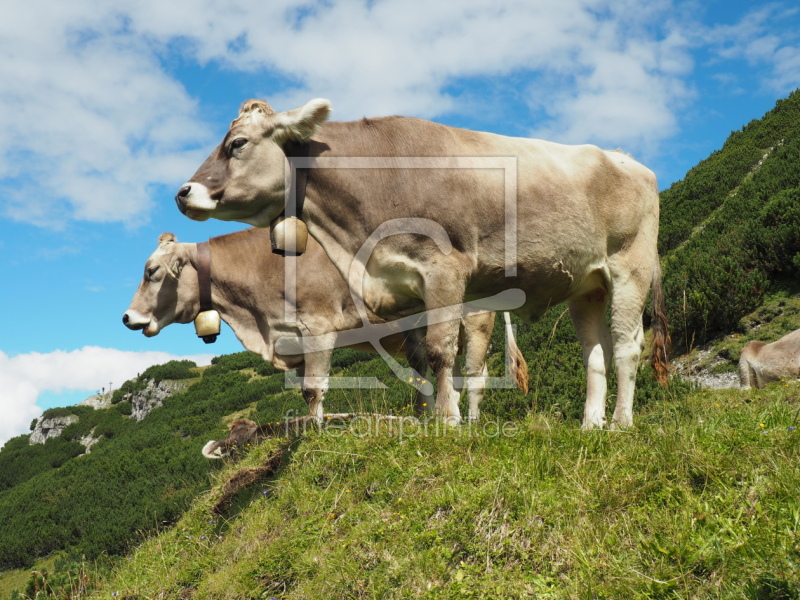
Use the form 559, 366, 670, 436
270, 216, 308, 256
194, 310, 221, 344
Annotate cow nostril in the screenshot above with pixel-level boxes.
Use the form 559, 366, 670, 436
177, 185, 191, 199
122, 314, 129, 325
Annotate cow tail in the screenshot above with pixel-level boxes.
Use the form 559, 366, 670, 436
650, 257, 671, 386
504, 312, 529, 394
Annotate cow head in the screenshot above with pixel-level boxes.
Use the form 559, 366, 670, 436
122, 233, 199, 337
175, 98, 331, 227
202, 418, 260, 459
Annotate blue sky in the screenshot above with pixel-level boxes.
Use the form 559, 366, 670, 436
0, 0, 798, 446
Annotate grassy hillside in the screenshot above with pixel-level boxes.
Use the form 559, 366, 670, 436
4, 90, 800, 599
87, 382, 800, 599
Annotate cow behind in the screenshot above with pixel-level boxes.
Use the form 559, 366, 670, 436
739, 329, 800, 389
123, 228, 527, 422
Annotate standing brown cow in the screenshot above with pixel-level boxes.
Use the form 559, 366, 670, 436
175, 98, 669, 428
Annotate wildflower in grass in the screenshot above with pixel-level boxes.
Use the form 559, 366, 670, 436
760, 423, 765, 428
789, 427, 796, 431
262, 490, 269, 496
200, 536, 206, 540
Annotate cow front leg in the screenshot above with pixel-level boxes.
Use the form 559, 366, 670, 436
297, 346, 334, 425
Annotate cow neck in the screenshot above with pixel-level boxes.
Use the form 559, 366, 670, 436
282, 140, 311, 220
196, 241, 213, 313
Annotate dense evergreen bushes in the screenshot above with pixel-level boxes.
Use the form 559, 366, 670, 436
660, 90, 800, 348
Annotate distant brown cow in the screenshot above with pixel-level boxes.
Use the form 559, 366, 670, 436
739, 329, 800, 389
202, 418, 268, 458
124, 228, 527, 421
203, 414, 403, 458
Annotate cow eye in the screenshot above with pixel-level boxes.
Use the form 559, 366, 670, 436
147, 266, 159, 280
231, 137, 248, 150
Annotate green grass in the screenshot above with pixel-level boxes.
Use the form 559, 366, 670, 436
87, 381, 800, 600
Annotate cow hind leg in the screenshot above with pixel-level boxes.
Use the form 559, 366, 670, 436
607, 264, 652, 429
569, 290, 613, 429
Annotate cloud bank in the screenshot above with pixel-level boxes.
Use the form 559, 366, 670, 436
1, 1, 798, 228
0, 347, 213, 448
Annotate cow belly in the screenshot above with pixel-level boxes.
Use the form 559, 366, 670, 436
362, 255, 426, 319
468, 252, 609, 323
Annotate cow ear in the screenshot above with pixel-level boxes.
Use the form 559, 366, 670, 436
275, 98, 332, 141
164, 242, 193, 279
158, 232, 177, 247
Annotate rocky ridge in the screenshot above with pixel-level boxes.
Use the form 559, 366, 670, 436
29, 379, 188, 448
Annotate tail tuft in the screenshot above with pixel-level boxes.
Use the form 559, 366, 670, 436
650, 259, 671, 386
504, 312, 529, 394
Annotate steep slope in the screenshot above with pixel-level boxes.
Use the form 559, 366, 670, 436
659, 90, 800, 349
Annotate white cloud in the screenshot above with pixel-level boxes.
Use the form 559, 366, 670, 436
0, 0, 698, 228
701, 5, 800, 94
0, 2, 212, 227
0, 346, 213, 448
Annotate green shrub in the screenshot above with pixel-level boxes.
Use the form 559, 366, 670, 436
211, 351, 270, 372
140, 359, 197, 382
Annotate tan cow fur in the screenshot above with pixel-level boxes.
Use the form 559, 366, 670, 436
176, 99, 670, 429
739, 329, 800, 389
124, 228, 526, 421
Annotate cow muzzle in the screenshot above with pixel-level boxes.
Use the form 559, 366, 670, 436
123, 311, 149, 332
174, 182, 216, 220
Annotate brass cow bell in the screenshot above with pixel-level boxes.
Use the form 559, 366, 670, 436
270, 216, 308, 256
194, 310, 221, 344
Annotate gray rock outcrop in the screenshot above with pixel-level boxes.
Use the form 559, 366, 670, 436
80, 392, 113, 409
30, 415, 79, 445
127, 379, 187, 421
78, 428, 101, 454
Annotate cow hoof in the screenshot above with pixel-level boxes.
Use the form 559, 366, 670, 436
441, 415, 461, 426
